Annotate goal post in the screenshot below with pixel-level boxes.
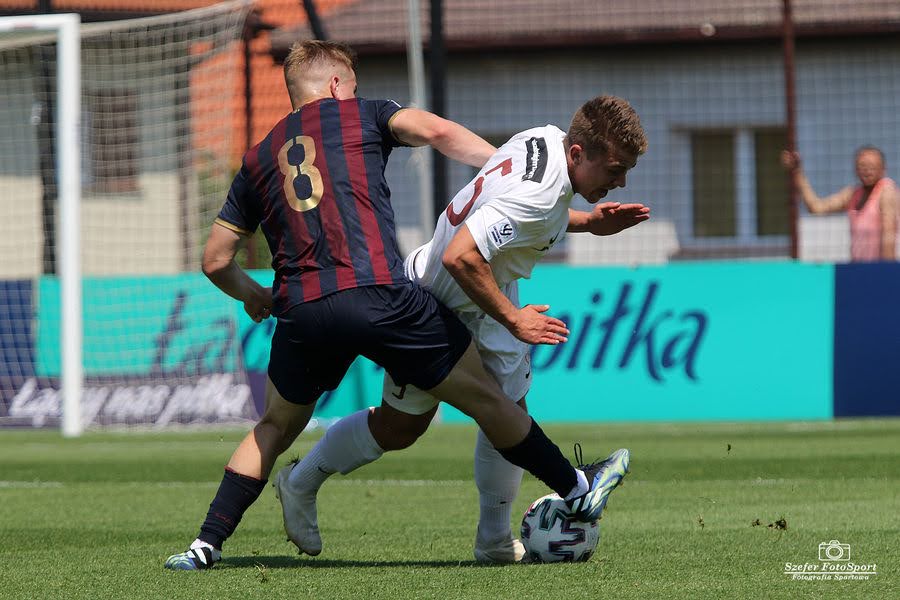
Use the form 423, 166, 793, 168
0, 2, 255, 436
0, 13, 83, 437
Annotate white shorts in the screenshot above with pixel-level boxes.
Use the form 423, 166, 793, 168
382, 306, 532, 415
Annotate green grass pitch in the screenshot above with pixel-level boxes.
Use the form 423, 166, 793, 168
1, 419, 897, 600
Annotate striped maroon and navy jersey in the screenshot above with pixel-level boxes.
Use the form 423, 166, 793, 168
216, 97, 409, 314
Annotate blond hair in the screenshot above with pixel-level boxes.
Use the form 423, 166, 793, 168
567, 95, 648, 159
283, 40, 357, 98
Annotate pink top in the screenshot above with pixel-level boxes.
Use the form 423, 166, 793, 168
848, 177, 894, 261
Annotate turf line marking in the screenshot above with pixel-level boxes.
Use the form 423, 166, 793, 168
144, 480, 469, 488
0, 480, 471, 489
5, 477, 882, 490
333, 479, 469, 487
0, 481, 64, 488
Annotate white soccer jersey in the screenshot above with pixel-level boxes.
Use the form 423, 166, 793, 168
407, 124, 574, 314
385, 125, 573, 409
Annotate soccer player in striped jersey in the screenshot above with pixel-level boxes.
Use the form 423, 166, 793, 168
166, 42, 626, 570
280, 96, 648, 563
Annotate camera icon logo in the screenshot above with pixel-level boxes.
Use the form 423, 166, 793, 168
818, 540, 851, 561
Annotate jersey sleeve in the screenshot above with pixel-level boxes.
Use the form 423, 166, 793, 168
371, 99, 407, 147
215, 158, 261, 236
465, 199, 551, 262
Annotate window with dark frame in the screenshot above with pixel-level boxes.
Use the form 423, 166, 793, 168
86, 88, 139, 194
690, 126, 790, 242
691, 131, 736, 238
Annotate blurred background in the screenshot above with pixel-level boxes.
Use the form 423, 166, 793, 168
0, 0, 898, 433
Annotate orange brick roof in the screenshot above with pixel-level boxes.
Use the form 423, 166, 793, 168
0, 0, 41, 9
0, 0, 215, 10
51, 0, 216, 10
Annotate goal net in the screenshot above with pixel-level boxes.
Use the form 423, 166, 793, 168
0, 1, 259, 432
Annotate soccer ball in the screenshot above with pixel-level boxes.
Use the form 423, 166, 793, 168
520, 493, 600, 563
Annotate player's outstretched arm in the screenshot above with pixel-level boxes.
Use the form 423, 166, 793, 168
389, 107, 496, 168
567, 202, 650, 235
202, 223, 272, 322
442, 225, 569, 345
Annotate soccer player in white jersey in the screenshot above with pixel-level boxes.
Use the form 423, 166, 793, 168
276, 95, 649, 563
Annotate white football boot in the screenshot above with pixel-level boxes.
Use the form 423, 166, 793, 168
274, 463, 323, 556
473, 528, 526, 564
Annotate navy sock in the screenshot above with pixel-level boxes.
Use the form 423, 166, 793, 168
496, 419, 577, 498
197, 468, 268, 549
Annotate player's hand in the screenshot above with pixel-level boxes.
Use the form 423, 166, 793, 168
244, 287, 272, 323
781, 150, 801, 171
510, 304, 569, 345
587, 202, 650, 236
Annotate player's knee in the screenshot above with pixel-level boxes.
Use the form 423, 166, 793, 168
254, 420, 289, 453
379, 429, 420, 451
257, 412, 306, 452
370, 405, 433, 451
256, 388, 315, 452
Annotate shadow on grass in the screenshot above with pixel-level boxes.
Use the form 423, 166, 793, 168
222, 555, 494, 569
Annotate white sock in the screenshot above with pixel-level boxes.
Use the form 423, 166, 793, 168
288, 409, 384, 493
474, 428, 524, 543
563, 469, 590, 501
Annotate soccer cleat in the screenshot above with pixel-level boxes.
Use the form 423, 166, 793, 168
164, 545, 221, 570
473, 529, 526, 564
567, 446, 630, 523
274, 462, 322, 556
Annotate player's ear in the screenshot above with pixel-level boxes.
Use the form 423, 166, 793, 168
569, 143, 583, 166
328, 75, 341, 99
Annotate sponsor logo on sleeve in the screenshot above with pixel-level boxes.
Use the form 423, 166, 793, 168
523, 136, 548, 183
488, 217, 517, 247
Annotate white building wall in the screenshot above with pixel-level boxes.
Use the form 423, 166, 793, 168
0, 173, 190, 278
0, 176, 42, 279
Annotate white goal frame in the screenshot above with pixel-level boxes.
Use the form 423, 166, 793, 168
0, 14, 82, 437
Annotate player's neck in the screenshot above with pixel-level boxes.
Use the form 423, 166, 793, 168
293, 94, 330, 111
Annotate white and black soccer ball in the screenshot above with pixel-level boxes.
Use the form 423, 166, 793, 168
520, 493, 600, 563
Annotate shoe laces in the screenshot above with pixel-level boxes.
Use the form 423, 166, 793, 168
573, 443, 604, 471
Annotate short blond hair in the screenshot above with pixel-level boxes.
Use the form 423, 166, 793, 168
567, 95, 648, 159
283, 39, 357, 87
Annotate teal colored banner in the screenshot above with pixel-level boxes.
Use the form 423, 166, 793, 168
31, 262, 834, 424
34, 272, 375, 421
36, 275, 239, 376
443, 261, 834, 422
